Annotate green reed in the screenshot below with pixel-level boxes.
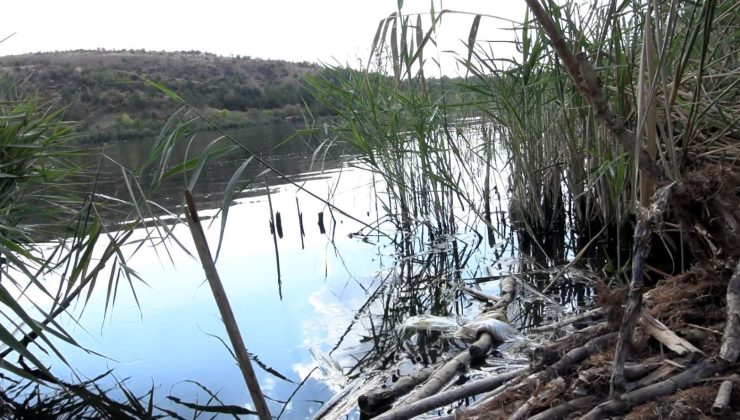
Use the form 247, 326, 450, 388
306, 0, 737, 280
0, 76, 202, 415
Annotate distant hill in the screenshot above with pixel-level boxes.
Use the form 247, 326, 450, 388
0, 50, 324, 141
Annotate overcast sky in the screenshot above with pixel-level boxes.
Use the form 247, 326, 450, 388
2, 0, 525, 73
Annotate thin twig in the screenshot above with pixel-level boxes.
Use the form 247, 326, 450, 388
528, 307, 606, 333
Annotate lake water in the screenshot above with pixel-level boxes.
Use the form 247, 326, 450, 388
4, 121, 595, 418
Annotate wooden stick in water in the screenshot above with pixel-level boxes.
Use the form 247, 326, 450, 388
264, 177, 283, 299
184, 190, 272, 420
296, 196, 305, 249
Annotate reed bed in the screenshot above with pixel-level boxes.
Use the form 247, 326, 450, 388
303, 0, 738, 417
307, 0, 738, 276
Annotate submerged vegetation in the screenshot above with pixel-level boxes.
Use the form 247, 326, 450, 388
0, 0, 738, 418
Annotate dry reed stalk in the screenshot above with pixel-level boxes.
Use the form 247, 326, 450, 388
184, 190, 271, 420
264, 177, 282, 299
523, 0, 664, 182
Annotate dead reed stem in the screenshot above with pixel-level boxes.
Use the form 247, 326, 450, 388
264, 177, 282, 299
184, 190, 271, 420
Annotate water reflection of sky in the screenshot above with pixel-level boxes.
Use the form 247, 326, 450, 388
4, 122, 594, 418
44, 163, 390, 418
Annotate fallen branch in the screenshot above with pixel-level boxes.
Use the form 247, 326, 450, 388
532, 322, 612, 370
584, 262, 739, 419
719, 259, 740, 363
402, 332, 494, 405
456, 333, 617, 419
611, 184, 673, 396
457, 284, 500, 303
376, 274, 519, 418
623, 357, 666, 381
547, 332, 618, 378
357, 368, 433, 417
611, 220, 651, 396
629, 355, 692, 391
373, 367, 528, 420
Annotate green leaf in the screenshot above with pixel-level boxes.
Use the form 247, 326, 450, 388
215, 156, 255, 260
141, 78, 185, 103
467, 15, 482, 65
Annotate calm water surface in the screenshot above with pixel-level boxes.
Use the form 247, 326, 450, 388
9, 122, 593, 418
46, 124, 395, 417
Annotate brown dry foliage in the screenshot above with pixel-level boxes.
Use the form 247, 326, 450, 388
596, 281, 627, 329
626, 384, 729, 420
645, 266, 727, 353
671, 165, 740, 261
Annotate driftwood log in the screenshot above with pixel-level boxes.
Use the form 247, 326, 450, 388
628, 355, 693, 390
455, 332, 618, 419
623, 357, 666, 381
581, 358, 729, 420
532, 322, 612, 369
402, 276, 516, 403
383, 257, 738, 420
545, 333, 618, 379
357, 368, 433, 417
507, 377, 566, 420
